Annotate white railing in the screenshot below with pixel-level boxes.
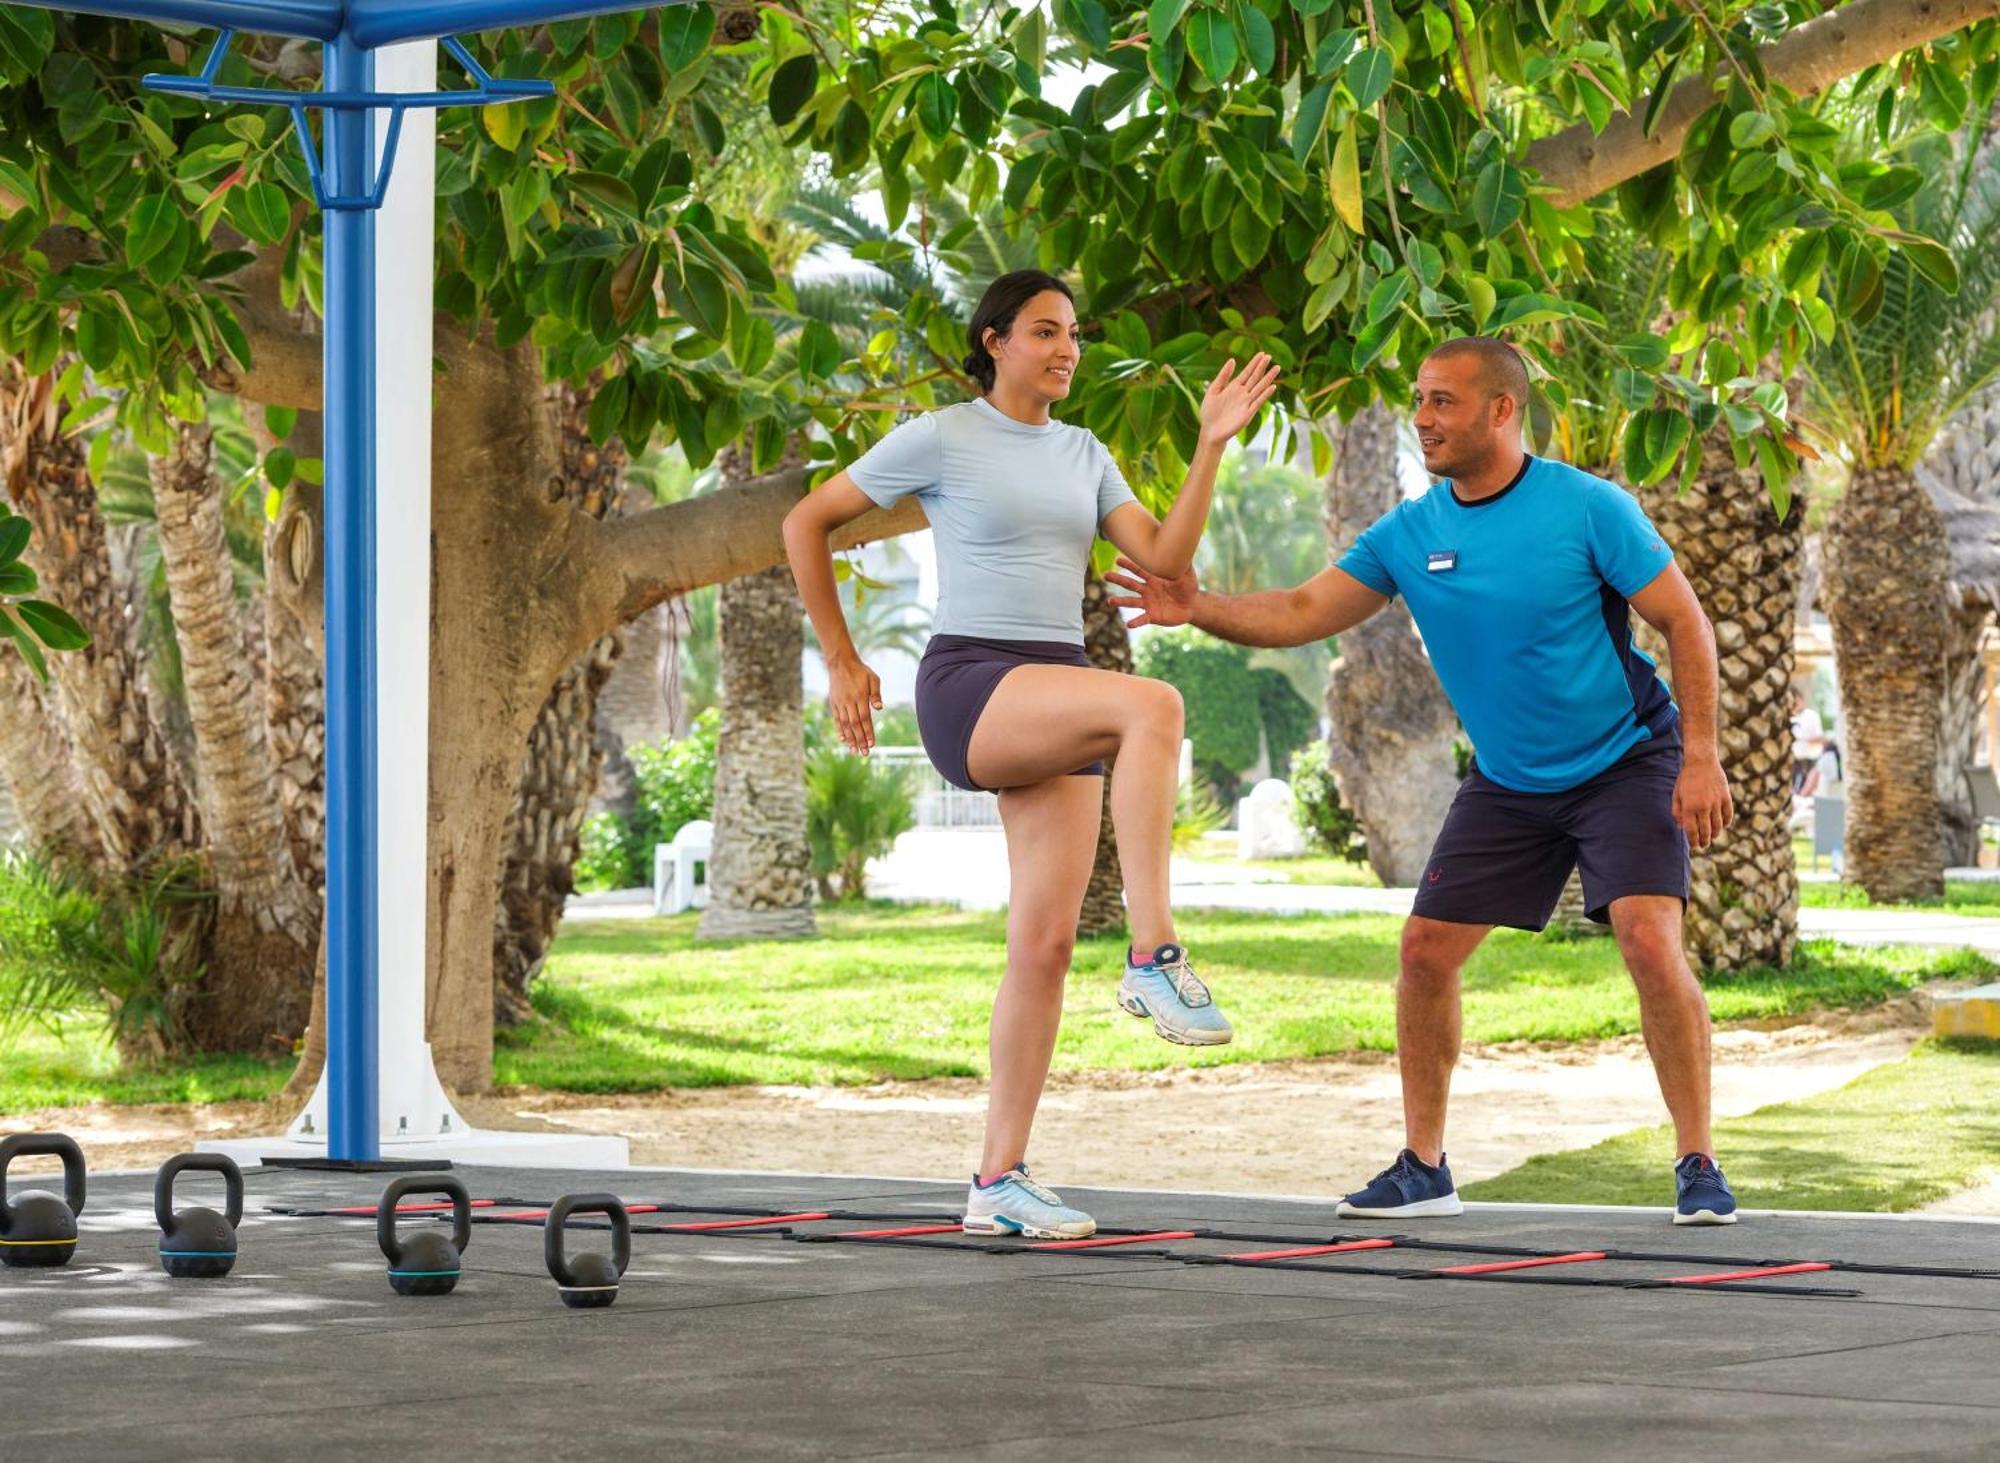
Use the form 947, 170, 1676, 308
871, 745, 1001, 828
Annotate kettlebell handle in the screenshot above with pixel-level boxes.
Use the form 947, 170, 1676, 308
545, 1192, 631, 1288
376, 1175, 471, 1265
154, 1153, 244, 1233
0, 1134, 87, 1221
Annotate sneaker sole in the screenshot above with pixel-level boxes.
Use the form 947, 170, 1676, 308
961, 1214, 1097, 1241
1335, 1193, 1465, 1219
1117, 989, 1234, 1047
1673, 1208, 1738, 1226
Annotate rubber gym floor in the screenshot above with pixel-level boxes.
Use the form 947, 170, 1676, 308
5, 1163, 1999, 1461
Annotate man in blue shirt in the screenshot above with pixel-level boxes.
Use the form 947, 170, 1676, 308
1107, 337, 1741, 1225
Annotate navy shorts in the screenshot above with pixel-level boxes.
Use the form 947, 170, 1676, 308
915, 633, 1107, 792
1412, 733, 1690, 931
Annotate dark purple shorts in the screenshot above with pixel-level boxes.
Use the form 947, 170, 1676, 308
1412, 732, 1690, 931
915, 634, 1106, 792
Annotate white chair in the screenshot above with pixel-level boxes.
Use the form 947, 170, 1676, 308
652, 818, 713, 914
1237, 778, 1303, 859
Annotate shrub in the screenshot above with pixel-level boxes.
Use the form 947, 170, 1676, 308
1134, 629, 1315, 797
574, 709, 722, 892
0, 849, 211, 1059
806, 743, 915, 900
1172, 775, 1229, 850
1289, 740, 1368, 863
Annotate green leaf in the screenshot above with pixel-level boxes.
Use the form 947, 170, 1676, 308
691, 98, 725, 157
587, 374, 631, 445
1185, 8, 1238, 83
915, 73, 958, 143
1292, 81, 1333, 166
1346, 45, 1393, 110
570, 171, 640, 220
0, 516, 28, 570
237, 181, 290, 245
1885, 230, 1960, 295
1011, 6, 1047, 73
1239, 4, 1276, 76
0, 608, 49, 684
798, 319, 842, 382
264, 447, 297, 491
1331, 118, 1364, 234
0, 563, 36, 596
768, 53, 818, 126
1860, 166, 1923, 213
1313, 27, 1361, 77
1366, 269, 1410, 326
126, 194, 179, 270
658, 3, 716, 71
15, 599, 88, 651
1643, 51, 1682, 138
1727, 111, 1776, 149
1148, 0, 1191, 41
664, 258, 730, 339
1465, 275, 1496, 330
1470, 159, 1524, 235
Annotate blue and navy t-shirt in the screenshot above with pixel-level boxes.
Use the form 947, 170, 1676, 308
1336, 456, 1678, 793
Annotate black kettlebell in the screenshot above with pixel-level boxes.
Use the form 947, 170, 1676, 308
155, 1153, 244, 1279
0, 1133, 87, 1268
545, 1193, 631, 1310
377, 1175, 471, 1297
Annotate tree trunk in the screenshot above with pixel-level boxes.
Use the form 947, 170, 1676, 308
258, 413, 328, 900
1320, 405, 1461, 885
150, 422, 318, 1052
1937, 603, 1991, 868
1925, 383, 2000, 868
1822, 465, 1950, 902
0, 645, 104, 867
697, 561, 816, 940
1635, 436, 1802, 969
1077, 568, 1129, 938
492, 383, 628, 1025
0, 367, 198, 868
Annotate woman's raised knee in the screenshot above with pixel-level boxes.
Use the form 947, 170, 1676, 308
1121, 678, 1184, 740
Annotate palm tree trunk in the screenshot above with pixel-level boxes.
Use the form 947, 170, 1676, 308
1077, 568, 1129, 937
0, 645, 104, 867
1, 366, 198, 866
150, 422, 317, 1052
1822, 465, 1950, 902
1634, 435, 1802, 968
1936, 602, 1991, 867
1320, 405, 1461, 885
696, 446, 814, 941
493, 383, 628, 1023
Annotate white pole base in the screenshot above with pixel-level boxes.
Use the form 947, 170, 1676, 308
199, 1129, 630, 1170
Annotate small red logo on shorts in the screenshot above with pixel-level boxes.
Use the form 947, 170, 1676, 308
1427, 868, 1441, 883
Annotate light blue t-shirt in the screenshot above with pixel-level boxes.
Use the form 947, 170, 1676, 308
1336, 456, 1679, 793
847, 397, 1139, 644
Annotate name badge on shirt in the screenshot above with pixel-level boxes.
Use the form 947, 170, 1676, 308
1428, 550, 1458, 573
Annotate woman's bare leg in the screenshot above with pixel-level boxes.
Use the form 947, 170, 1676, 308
979, 772, 1103, 1180
965, 664, 1185, 952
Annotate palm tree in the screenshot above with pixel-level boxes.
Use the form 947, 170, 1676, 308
1808, 118, 2000, 902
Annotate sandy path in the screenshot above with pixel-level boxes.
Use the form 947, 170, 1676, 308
10, 999, 1985, 1213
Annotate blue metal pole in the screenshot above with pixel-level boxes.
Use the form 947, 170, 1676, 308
324, 31, 380, 1163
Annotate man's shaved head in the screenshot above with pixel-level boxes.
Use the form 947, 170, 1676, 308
1423, 336, 1531, 414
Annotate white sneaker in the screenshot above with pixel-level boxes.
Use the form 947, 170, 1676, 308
1118, 943, 1235, 1046
961, 1164, 1096, 1240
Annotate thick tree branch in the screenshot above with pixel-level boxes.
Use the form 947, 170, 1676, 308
584, 466, 928, 650
200, 249, 324, 409
1527, 0, 2000, 208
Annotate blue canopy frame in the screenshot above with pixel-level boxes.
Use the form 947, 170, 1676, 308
12, 0, 695, 1160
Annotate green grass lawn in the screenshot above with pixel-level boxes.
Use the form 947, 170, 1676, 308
490, 905, 1992, 1093
5, 905, 1992, 1114
1177, 835, 1384, 888
1463, 1038, 2000, 1212
1798, 878, 2000, 920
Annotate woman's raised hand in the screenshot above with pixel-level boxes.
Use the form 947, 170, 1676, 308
827, 651, 883, 754
1198, 351, 1282, 446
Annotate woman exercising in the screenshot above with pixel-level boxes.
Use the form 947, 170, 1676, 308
783, 270, 1278, 1238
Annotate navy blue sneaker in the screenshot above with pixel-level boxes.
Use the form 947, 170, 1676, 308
1336, 1149, 1464, 1219
1674, 1153, 1738, 1225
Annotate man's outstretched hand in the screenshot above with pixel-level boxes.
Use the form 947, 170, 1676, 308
1105, 555, 1199, 628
